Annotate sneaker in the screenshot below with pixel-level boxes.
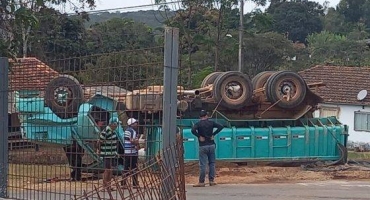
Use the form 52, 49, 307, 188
209, 181, 217, 186
193, 183, 206, 187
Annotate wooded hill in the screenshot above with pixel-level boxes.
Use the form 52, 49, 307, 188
85, 10, 175, 28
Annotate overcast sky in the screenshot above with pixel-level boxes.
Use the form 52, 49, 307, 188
61, 0, 341, 14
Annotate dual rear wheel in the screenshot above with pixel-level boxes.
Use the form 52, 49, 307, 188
201, 70, 307, 109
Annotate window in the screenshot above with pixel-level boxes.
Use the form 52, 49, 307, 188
319, 107, 340, 118
354, 111, 370, 132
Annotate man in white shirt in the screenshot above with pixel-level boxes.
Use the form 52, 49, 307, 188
121, 118, 140, 187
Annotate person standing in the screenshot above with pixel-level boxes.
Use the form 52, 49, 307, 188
99, 117, 119, 190
63, 140, 84, 181
191, 110, 224, 187
122, 118, 140, 188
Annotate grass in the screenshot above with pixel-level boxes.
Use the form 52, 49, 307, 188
348, 151, 370, 160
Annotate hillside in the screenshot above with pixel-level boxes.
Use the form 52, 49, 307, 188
85, 10, 176, 28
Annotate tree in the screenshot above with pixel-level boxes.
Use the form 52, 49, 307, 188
85, 18, 156, 54
155, 0, 267, 86
0, 0, 96, 57
243, 32, 294, 76
76, 49, 163, 90
307, 31, 370, 66
244, 9, 273, 33
323, 7, 352, 35
27, 8, 88, 61
267, 1, 324, 43
347, 22, 369, 40
337, 0, 366, 23
337, 0, 370, 31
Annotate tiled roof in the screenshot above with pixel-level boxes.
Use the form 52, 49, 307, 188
9, 57, 59, 91
299, 65, 370, 105
7, 57, 128, 105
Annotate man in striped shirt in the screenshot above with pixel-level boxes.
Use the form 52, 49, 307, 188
122, 118, 140, 187
99, 117, 119, 190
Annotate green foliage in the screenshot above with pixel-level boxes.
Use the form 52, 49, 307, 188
0, 0, 96, 57
243, 32, 295, 76
85, 10, 175, 28
245, 10, 273, 33
337, 0, 370, 32
191, 67, 214, 88
337, 0, 366, 23
347, 23, 370, 40
307, 31, 370, 66
28, 8, 87, 60
75, 49, 163, 90
0, 39, 8, 57
267, 1, 324, 43
86, 18, 156, 54
323, 8, 353, 35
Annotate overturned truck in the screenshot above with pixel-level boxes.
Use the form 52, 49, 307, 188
14, 70, 348, 173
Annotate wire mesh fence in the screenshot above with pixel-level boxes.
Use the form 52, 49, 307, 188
73, 136, 185, 200
4, 28, 185, 200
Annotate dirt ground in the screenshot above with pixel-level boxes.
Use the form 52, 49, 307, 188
8, 147, 370, 187
184, 161, 370, 184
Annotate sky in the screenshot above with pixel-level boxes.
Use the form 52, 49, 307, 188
61, 0, 341, 14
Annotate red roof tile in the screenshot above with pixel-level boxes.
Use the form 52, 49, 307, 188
9, 57, 60, 91
8, 57, 128, 102
299, 65, 370, 105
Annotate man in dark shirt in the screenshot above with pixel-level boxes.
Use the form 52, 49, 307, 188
63, 140, 84, 181
191, 110, 224, 187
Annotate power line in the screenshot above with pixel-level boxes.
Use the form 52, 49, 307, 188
67, 1, 184, 15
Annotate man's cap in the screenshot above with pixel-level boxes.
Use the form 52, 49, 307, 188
109, 117, 119, 125
199, 110, 208, 117
127, 118, 138, 126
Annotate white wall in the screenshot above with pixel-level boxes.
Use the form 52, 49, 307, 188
314, 103, 370, 143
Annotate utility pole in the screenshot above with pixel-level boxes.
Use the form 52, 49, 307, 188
162, 27, 179, 199
0, 57, 9, 198
238, 0, 244, 72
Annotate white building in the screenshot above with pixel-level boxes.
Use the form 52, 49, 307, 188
300, 65, 370, 143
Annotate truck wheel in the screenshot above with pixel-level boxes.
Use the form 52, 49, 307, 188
201, 72, 223, 87
213, 71, 253, 109
252, 71, 275, 90
45, 75, 84, 119
265, 71, 307, 109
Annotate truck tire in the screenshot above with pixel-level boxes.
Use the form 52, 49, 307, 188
252, 71, 275, 90
265, 71, 307, 109
213, 71, 253, 109
45, 75, 84, 119
201, 72, 223, 87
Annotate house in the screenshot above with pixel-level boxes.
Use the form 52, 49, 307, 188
299, 65, 370, 143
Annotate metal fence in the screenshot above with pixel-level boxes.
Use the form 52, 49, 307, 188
1, 27, 184, 200
74, 135, 185, 200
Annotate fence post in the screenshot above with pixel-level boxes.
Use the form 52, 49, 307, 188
0, 57, 9, 198
162, 27, 180, 198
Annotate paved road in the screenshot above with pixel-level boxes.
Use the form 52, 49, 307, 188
1, 180, 369, 200
186, 180, 370, 200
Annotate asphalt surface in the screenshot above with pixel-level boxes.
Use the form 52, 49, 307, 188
186, 180, 370, 200
1, 180, 370, 200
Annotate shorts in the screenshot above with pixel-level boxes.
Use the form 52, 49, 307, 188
104, 157, 114, 169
